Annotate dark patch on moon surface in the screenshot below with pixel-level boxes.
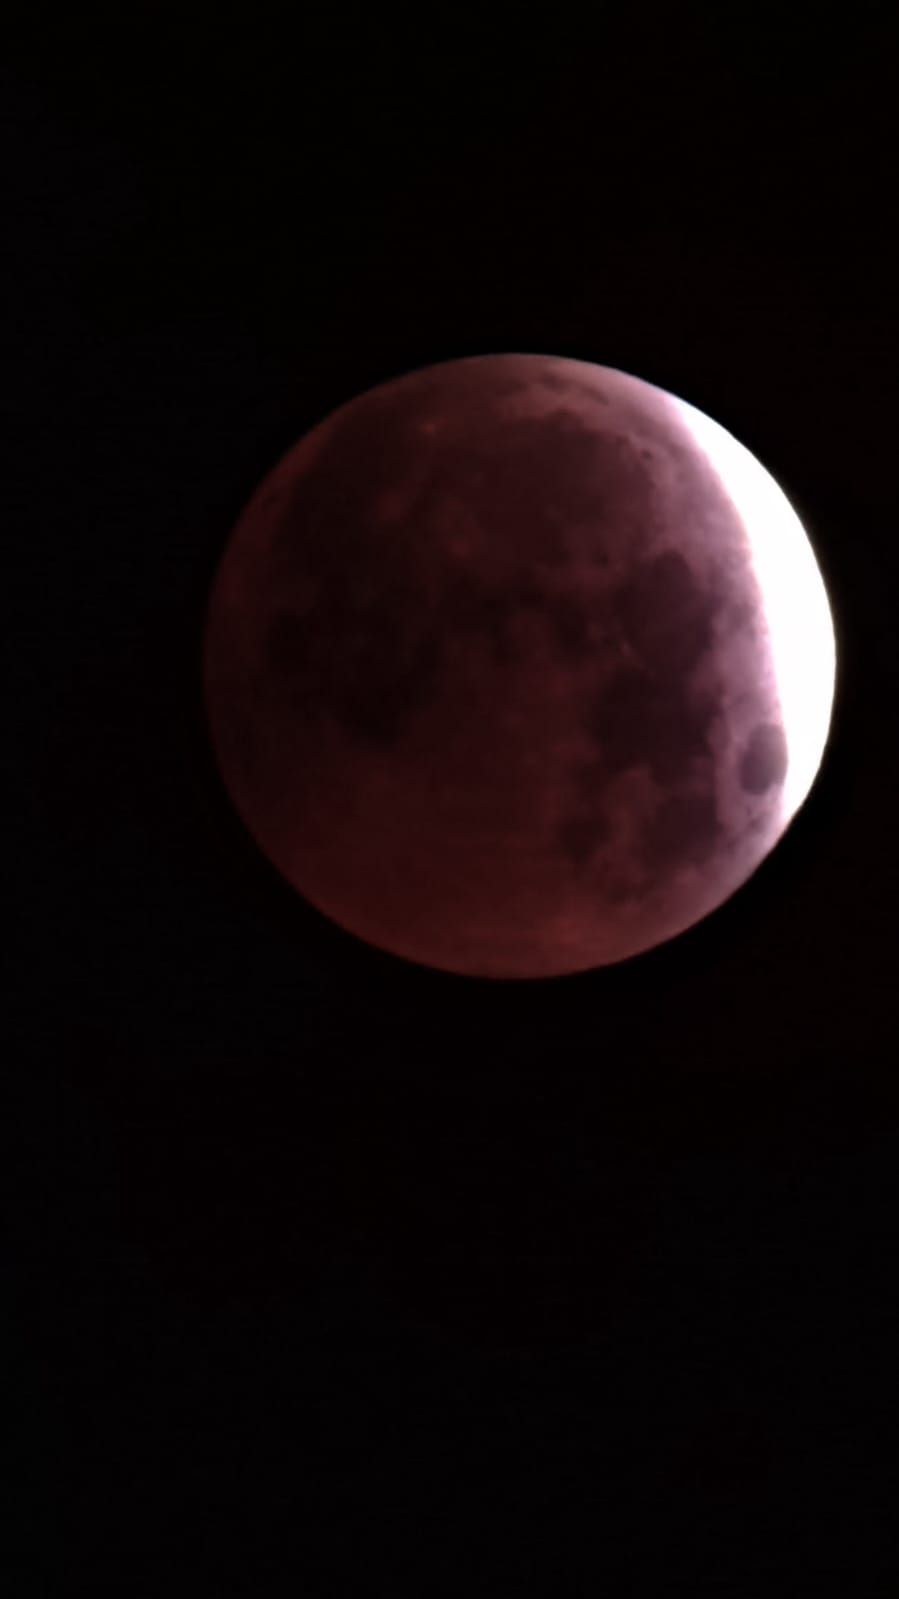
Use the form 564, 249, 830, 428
556, 757, 615, 869
266, 594, 445, 748
543, 591, 596, 665
561, 546, 729, 879
261, 395, 674, 749
640, 788, 720, 873
739, 721, 789, 794
558, 814, 605, 868
584, 660, 718, 788
615, 549, 718, 678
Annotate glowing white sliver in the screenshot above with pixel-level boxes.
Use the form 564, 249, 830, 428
672, 396, 836, 823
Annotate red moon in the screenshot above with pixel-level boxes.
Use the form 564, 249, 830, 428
203, 355, 835, 978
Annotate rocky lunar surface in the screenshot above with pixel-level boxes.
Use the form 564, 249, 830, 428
203, 355, 834, 977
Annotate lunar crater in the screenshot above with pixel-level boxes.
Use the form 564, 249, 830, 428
738, 722, 790, 795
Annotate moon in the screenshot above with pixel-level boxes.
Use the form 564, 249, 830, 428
203, 354, 835, 978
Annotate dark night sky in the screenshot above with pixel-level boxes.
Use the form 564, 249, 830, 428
7, 8, 899, 1592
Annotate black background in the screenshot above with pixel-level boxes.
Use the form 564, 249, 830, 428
7, 7, 899, 1591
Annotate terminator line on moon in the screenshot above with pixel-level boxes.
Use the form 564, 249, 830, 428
203, 354, 835, 978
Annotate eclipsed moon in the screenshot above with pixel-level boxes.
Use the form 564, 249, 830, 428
203, 354, 836, 978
